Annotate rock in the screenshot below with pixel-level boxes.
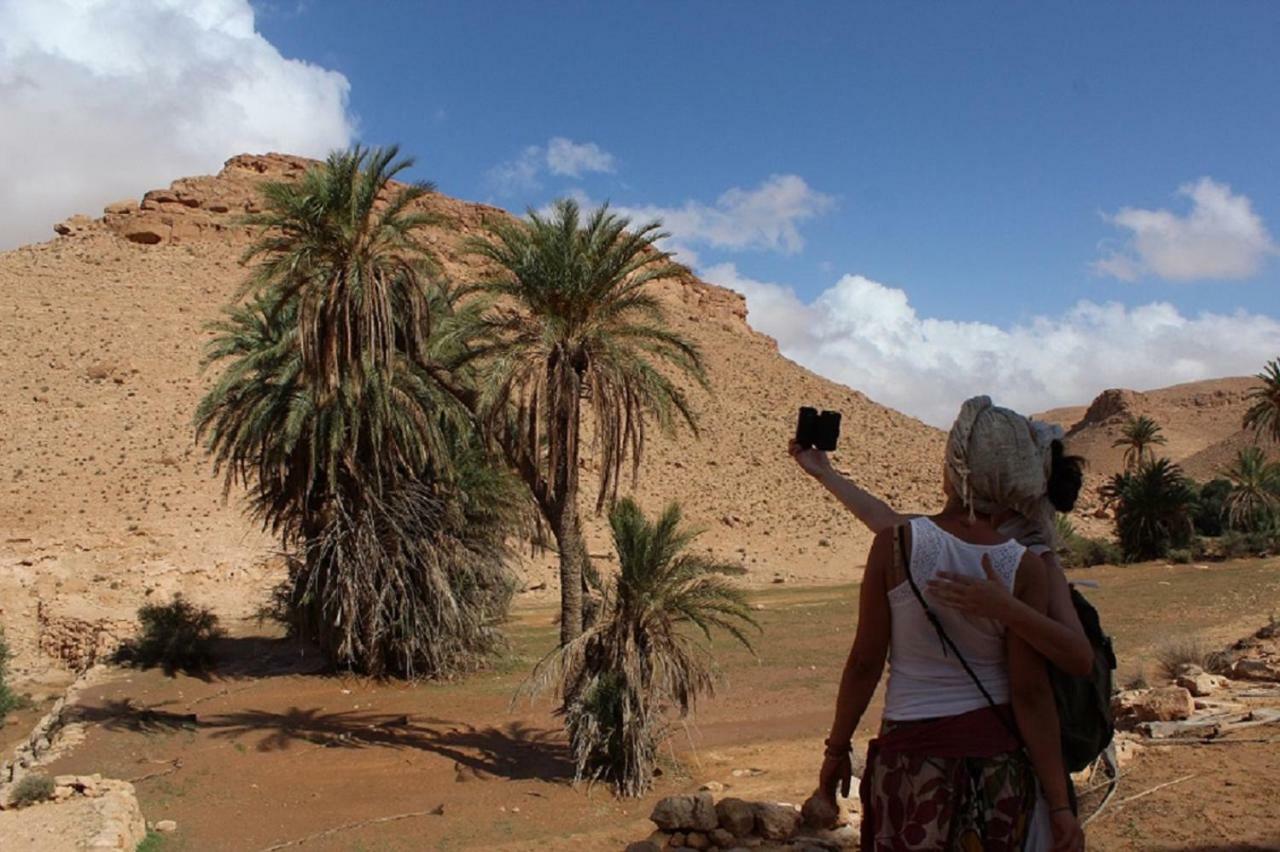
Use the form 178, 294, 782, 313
1233, 657, 1280, 682
624, 843, 661, 852
54, 215, 93, 236
684, 831, 710, 850
753, 802, 801, 841
1114, 687, 1194, 723
801, 791, 840, 830
699, 780, 726, 793
651, 796, 692, 830
1176, 669, 1225, 697
690, 792, 718, 831
670, 832, 685, 847
716, 797, 756, 836
155, 819, 177, 833
104, 199, 136, 215
122, 225, 164, 245
710, 827, 736, 847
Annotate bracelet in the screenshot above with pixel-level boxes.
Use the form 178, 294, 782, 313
822, 738, 852, 758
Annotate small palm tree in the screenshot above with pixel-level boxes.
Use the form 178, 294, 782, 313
1243, 359, 1280, 445
1112, 414, 1168, 470
1221, 446, 1280, 533
1111, 457, 1197, 561
525, 498, 757, 796
466, 199, 708, 645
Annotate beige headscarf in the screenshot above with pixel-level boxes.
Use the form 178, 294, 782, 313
944, 395, 1062, 551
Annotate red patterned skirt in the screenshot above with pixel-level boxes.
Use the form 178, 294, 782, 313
858, 705, 1036, 851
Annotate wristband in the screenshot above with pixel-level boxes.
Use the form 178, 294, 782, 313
823, 738, 852, 758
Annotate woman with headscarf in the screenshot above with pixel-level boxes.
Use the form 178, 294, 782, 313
789, 400, 1093, 677
797, 397, 1085, 851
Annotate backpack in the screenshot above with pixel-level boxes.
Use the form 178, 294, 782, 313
1049, 586, 1116, 773
895, 525, 1116, 773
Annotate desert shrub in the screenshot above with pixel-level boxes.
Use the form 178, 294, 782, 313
1167, 548, 1194, 564
1154, 637, 1209, 680
524, 499, 757, 797
1193, 478, 1232, 537
1110, 458, 1197, 561
114, 595, 222, 675
1061, 534, 1123, 568
10, 773, 55, 807
1217, 529, 1279, 559
0, 629, 20, 723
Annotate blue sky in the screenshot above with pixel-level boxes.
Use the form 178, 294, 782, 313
3, 1, 1277, 423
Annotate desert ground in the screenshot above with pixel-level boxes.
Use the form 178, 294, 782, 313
0, 556, 1274, 851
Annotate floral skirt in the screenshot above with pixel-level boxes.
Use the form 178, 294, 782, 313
861, 720, 1037, 851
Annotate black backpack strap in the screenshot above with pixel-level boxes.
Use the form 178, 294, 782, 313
895, 524, 1023, 744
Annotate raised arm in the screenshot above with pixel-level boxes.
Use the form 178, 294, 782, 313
1007, 552, 1085, 851
819, 528, 893, 800
790, 442, 907, 535
928, 549, 1093, 676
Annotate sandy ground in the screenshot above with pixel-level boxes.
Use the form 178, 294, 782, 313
15, 556, 1276, 851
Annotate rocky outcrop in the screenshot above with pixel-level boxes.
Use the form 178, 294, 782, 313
0, 775, 146, 851
36, 601, 134, 672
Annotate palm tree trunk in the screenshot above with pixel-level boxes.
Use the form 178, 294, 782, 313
551, 494, 588, 645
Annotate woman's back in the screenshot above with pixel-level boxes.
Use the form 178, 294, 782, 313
884, 516, 1026, 721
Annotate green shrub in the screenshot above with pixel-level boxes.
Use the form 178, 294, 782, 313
114, 595, 222, 675
1217, 529, 1279, 559
1193, 479, 1232, 537
0, 629, 21, 723
10, 773, 55, 807
1061, 534, 1123, 568
1167, 548, 1194, 564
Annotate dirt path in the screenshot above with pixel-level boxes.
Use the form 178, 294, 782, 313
32, 557, 1280, 851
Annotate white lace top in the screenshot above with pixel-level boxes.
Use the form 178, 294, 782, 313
883, 516, 1026, 721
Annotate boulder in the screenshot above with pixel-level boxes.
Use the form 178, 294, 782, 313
1114, 687, 1194, 723
753, 802, 801, 841
624, 843, 661, 852
103, 199, 136, 216
684, 831, 710, 850
716, 797, 756, 836
1175, 667, 1226, 697
690, 792, 718, 831
651, 792, 716, 832
1233, 657, 1280, 682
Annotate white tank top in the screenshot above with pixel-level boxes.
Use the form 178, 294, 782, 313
883, 516, 1027, 721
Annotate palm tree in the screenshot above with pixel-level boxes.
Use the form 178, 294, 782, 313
466, 199, 708, 645
1112, 414, 1168, 470
1221, 446, 1280, 533
1243, 358, 1280, 445
1110, 457, 1197, 561
524, 498, 757, 796
196, 149, 520, 676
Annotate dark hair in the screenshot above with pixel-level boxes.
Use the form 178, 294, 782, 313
1047, 439, 1085, 513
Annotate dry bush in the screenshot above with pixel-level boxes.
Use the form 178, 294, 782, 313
1154, 636, 1210, 681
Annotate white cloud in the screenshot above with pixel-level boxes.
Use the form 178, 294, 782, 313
1094, 178, 1277, 282
613, 175, 835, 255
706, 262, 1280, 427
546, 137, 615, 177
487, 137, 615, 195
0, 0, 354, 250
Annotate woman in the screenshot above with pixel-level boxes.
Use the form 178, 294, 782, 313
808, 397, 1085, 850
790, 412, 1093, 677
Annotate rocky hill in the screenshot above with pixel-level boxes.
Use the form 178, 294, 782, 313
0, 154, 945, 683
1037, 377, 1276, 523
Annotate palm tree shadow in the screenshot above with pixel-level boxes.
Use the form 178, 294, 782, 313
202, 707, 571, 781
70, 699, 572, 782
